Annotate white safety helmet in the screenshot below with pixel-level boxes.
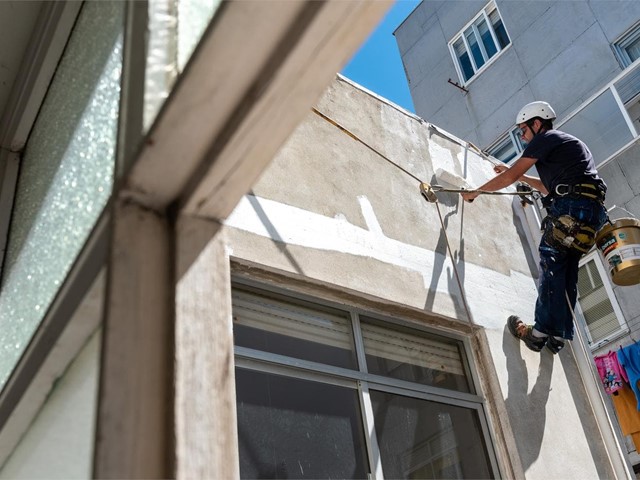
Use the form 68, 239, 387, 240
515, 101, 556, 124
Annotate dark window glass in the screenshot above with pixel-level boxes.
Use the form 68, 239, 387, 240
465, 29, 485, 69
370, 390, 494, 479
236, 368, 369, 479
454, 38, 474, 81
477, 19, 497, 59
489, 9, 510, 48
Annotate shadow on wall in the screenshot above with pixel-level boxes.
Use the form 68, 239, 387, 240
502, 326, 553, 471
557, 344, 615, 479
247, 192, 306, 276
423, 174, 467, 319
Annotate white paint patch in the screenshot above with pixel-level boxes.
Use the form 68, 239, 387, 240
357, 195, 383, 236
225, 195, 537, 329
428, 141, 456, 174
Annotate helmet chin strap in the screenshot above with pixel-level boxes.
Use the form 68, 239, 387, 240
526, 118, 546, 137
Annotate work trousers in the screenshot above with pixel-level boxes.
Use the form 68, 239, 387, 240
533, 196, 608, 340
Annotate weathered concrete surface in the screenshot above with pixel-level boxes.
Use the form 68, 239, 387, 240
223, 76, 616, 478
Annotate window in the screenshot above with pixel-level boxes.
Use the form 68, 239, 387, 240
232, 285, 497, 479
487, 127, 524, 163
449, 2, 510, 84
576, 253, 627, 348
0, 1, 124, 388
613, 22, 640, 68
560, 88, 635, 165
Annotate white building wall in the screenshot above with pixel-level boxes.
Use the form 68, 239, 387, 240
396, 0, 640, 148
0, 331, 100, 480
222, 76, 621, 478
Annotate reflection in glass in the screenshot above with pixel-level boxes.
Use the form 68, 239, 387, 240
235, 368, 369, 479
370, 390, 493, 479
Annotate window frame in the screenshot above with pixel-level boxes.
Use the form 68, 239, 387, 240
231, 278, 501, 479
448, 1, 511, 86
576, 251, 628, 350
486, 126, 525, 164
613, 21, 640, 69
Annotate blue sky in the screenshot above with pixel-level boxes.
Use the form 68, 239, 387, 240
342, 0, 421, 113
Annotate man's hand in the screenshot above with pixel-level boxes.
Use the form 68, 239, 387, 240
493, 164, 508, 174
461, 190, 480, 203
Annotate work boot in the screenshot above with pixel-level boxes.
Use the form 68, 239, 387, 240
546, 336, 565, 355
507, 315, 546, 352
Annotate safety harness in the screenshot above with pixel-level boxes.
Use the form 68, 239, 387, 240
541, 182, 606, 254
553, 183, 606, 203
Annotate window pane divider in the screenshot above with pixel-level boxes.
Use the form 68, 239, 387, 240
351, 311, 369, 373
358, 381, 384, 480
485, 10, 500, 52
611, 85, 637, 136
471, 23, 488, 63
234, 346, 485, 404
461, 34, 479, 72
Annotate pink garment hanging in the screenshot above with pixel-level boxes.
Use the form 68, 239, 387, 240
594, 351, 628, 394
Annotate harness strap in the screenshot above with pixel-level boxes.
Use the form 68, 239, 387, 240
554, 183, 605, 202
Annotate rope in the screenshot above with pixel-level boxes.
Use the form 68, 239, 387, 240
312, 107, 476, 330
311, 108, 426, 184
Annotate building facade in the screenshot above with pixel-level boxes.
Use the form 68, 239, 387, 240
396, 0, 640, 466
0, 1, 635, 478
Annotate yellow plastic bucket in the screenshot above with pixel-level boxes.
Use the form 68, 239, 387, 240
596, 218, 640, 286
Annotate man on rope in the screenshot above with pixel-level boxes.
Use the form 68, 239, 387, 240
461, 101, 608, 354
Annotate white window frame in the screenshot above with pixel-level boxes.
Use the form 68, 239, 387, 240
613, 21, 640, 69
486, 126, 525, 164
448, 1, 511, 86
576, 251, 628, 350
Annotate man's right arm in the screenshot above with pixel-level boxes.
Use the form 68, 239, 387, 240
493, 158, 548, 195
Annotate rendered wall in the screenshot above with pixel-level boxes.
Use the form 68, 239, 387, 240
0, 331, 100, 479
222, 76, 616, 478
396, 0, 640, 148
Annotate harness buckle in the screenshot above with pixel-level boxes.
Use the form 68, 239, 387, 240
555, 184, 570, 196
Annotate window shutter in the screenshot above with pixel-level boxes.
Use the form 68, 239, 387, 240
614, 65, 640, 104
232, 289, 353, 351
360, 322, 465, 376
577, 259, 622, 344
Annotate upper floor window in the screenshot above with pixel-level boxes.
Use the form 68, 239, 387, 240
449, 2, 510, 84
487, 127, 524, 163
613, 22, 640, 68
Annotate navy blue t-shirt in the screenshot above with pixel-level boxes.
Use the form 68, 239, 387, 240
521, 129, 606, 195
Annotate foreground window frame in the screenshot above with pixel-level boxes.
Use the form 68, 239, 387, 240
448, 1, 511, 85
231, 280, 500, 479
